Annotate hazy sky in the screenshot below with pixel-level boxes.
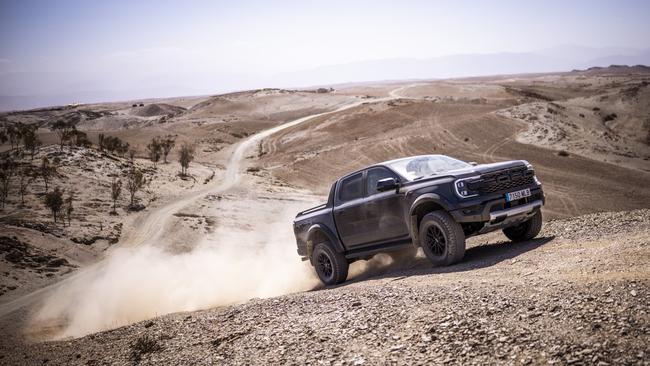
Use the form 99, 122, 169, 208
1, 0, 649, 103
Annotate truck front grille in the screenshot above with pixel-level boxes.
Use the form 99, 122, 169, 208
476, 168, 535, 194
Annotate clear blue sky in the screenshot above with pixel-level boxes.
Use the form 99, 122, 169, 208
1, 0, 649, 101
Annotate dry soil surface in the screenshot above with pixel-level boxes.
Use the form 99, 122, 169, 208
1, 70, 649, 365
1, 209, 648, 365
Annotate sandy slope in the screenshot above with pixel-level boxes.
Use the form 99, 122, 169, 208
0, 88, 405, 338
1, 71, 649, 365
2, 209, 648, 365
259, 76, 650, 219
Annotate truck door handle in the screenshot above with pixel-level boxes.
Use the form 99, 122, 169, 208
336, 209, 346, 215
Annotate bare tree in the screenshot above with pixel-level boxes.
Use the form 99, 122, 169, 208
128, 148, 137, 162
179, 143, 195, 176
126, 167, 145, 206
45, 187, 64, 223
65, 190, 74, 226
146, 138, 162, 168
17, 166, 34, 206
0, 127, 8, 146
40, 157, 54, 193
110, 177, 122, 214
98, 133, 106, 152
50, 121, 74, 151
6, 124, 21, 150
0, 159, 15, 208
160, 135, 176, 163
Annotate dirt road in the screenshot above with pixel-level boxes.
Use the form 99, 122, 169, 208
0, 87, 411, 323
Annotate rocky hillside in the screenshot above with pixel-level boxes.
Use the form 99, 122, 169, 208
3, 209, 648, 365
0, 145, 214, 303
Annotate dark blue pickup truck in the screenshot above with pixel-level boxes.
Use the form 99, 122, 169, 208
293, 154, 545, 285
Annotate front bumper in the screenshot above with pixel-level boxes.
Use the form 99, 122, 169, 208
449, 186, 545, 223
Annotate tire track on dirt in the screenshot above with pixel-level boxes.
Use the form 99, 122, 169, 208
0, 85, 416, 320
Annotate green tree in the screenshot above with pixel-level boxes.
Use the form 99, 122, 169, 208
179, 143, 195, 176
17, 166, 34, 206
160, 135, 176, 163
45, 187, 64, 223
126, 168, 145, 206
22, 125, 42, 160
71, 129, 92, 147
6, 124, 21, 150
146, 137, 162, 168
0, 159, 15, 208
40, 157, 54, 193
50, 121, 74, 151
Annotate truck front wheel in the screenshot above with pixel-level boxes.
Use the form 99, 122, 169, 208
419, 211, 466, 266
312, 242, 349, 286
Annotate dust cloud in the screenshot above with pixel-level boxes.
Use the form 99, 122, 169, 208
30, 200, 412, 339
31, 205, 321, 339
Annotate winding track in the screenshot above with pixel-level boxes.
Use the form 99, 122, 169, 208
0, 86, 412, 319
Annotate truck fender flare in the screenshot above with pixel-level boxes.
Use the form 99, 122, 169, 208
408, 194, 452, 246
307, 224, 345, 256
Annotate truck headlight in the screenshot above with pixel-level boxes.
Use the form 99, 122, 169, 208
454, 177, 480, 198
524, 161, 542, 185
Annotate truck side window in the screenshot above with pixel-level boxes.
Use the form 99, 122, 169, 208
338, 173, 363, 202
367, 167, 398, 196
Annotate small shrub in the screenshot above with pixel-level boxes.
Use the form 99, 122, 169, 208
579, 113, 585, 118
602, 113, 617, 122
557, 150, 570, 157
130, 334, 162, 363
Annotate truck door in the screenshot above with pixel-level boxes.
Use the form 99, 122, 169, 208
333, 172, 368, 247
364, 167, 409, 243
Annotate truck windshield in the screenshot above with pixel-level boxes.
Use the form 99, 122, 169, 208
385, 155, 471, 181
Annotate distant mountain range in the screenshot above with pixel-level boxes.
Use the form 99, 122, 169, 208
1, 45, 649, 112
273, 45, 650, 87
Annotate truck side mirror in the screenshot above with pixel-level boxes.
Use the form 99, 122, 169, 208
376, 177, 399, 192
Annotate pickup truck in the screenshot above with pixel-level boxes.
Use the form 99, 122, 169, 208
293, 154, 544, 285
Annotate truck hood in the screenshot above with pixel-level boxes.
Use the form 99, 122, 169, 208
415, 160, 529, 181
460, 160, 529, 177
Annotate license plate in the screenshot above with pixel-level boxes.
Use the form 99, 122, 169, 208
505, 188, 531, 202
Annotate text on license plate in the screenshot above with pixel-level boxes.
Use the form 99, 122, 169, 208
505, 188, 531, 202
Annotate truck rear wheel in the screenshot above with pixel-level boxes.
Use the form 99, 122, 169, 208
419, 211, 466, 266
502, 210, 542, 242
312, 242, 349, 286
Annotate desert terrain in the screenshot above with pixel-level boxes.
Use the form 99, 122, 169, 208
0, 66, 649, 365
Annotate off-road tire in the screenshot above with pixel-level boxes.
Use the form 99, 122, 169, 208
503, 210, 543, 242
312, 242, 349, 286
419, 211, 466, 266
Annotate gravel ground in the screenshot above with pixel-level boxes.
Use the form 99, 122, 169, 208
1, 209, 649, 365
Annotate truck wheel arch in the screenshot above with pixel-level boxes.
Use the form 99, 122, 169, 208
409, 194, 451, 246
306, 224, 345, 259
